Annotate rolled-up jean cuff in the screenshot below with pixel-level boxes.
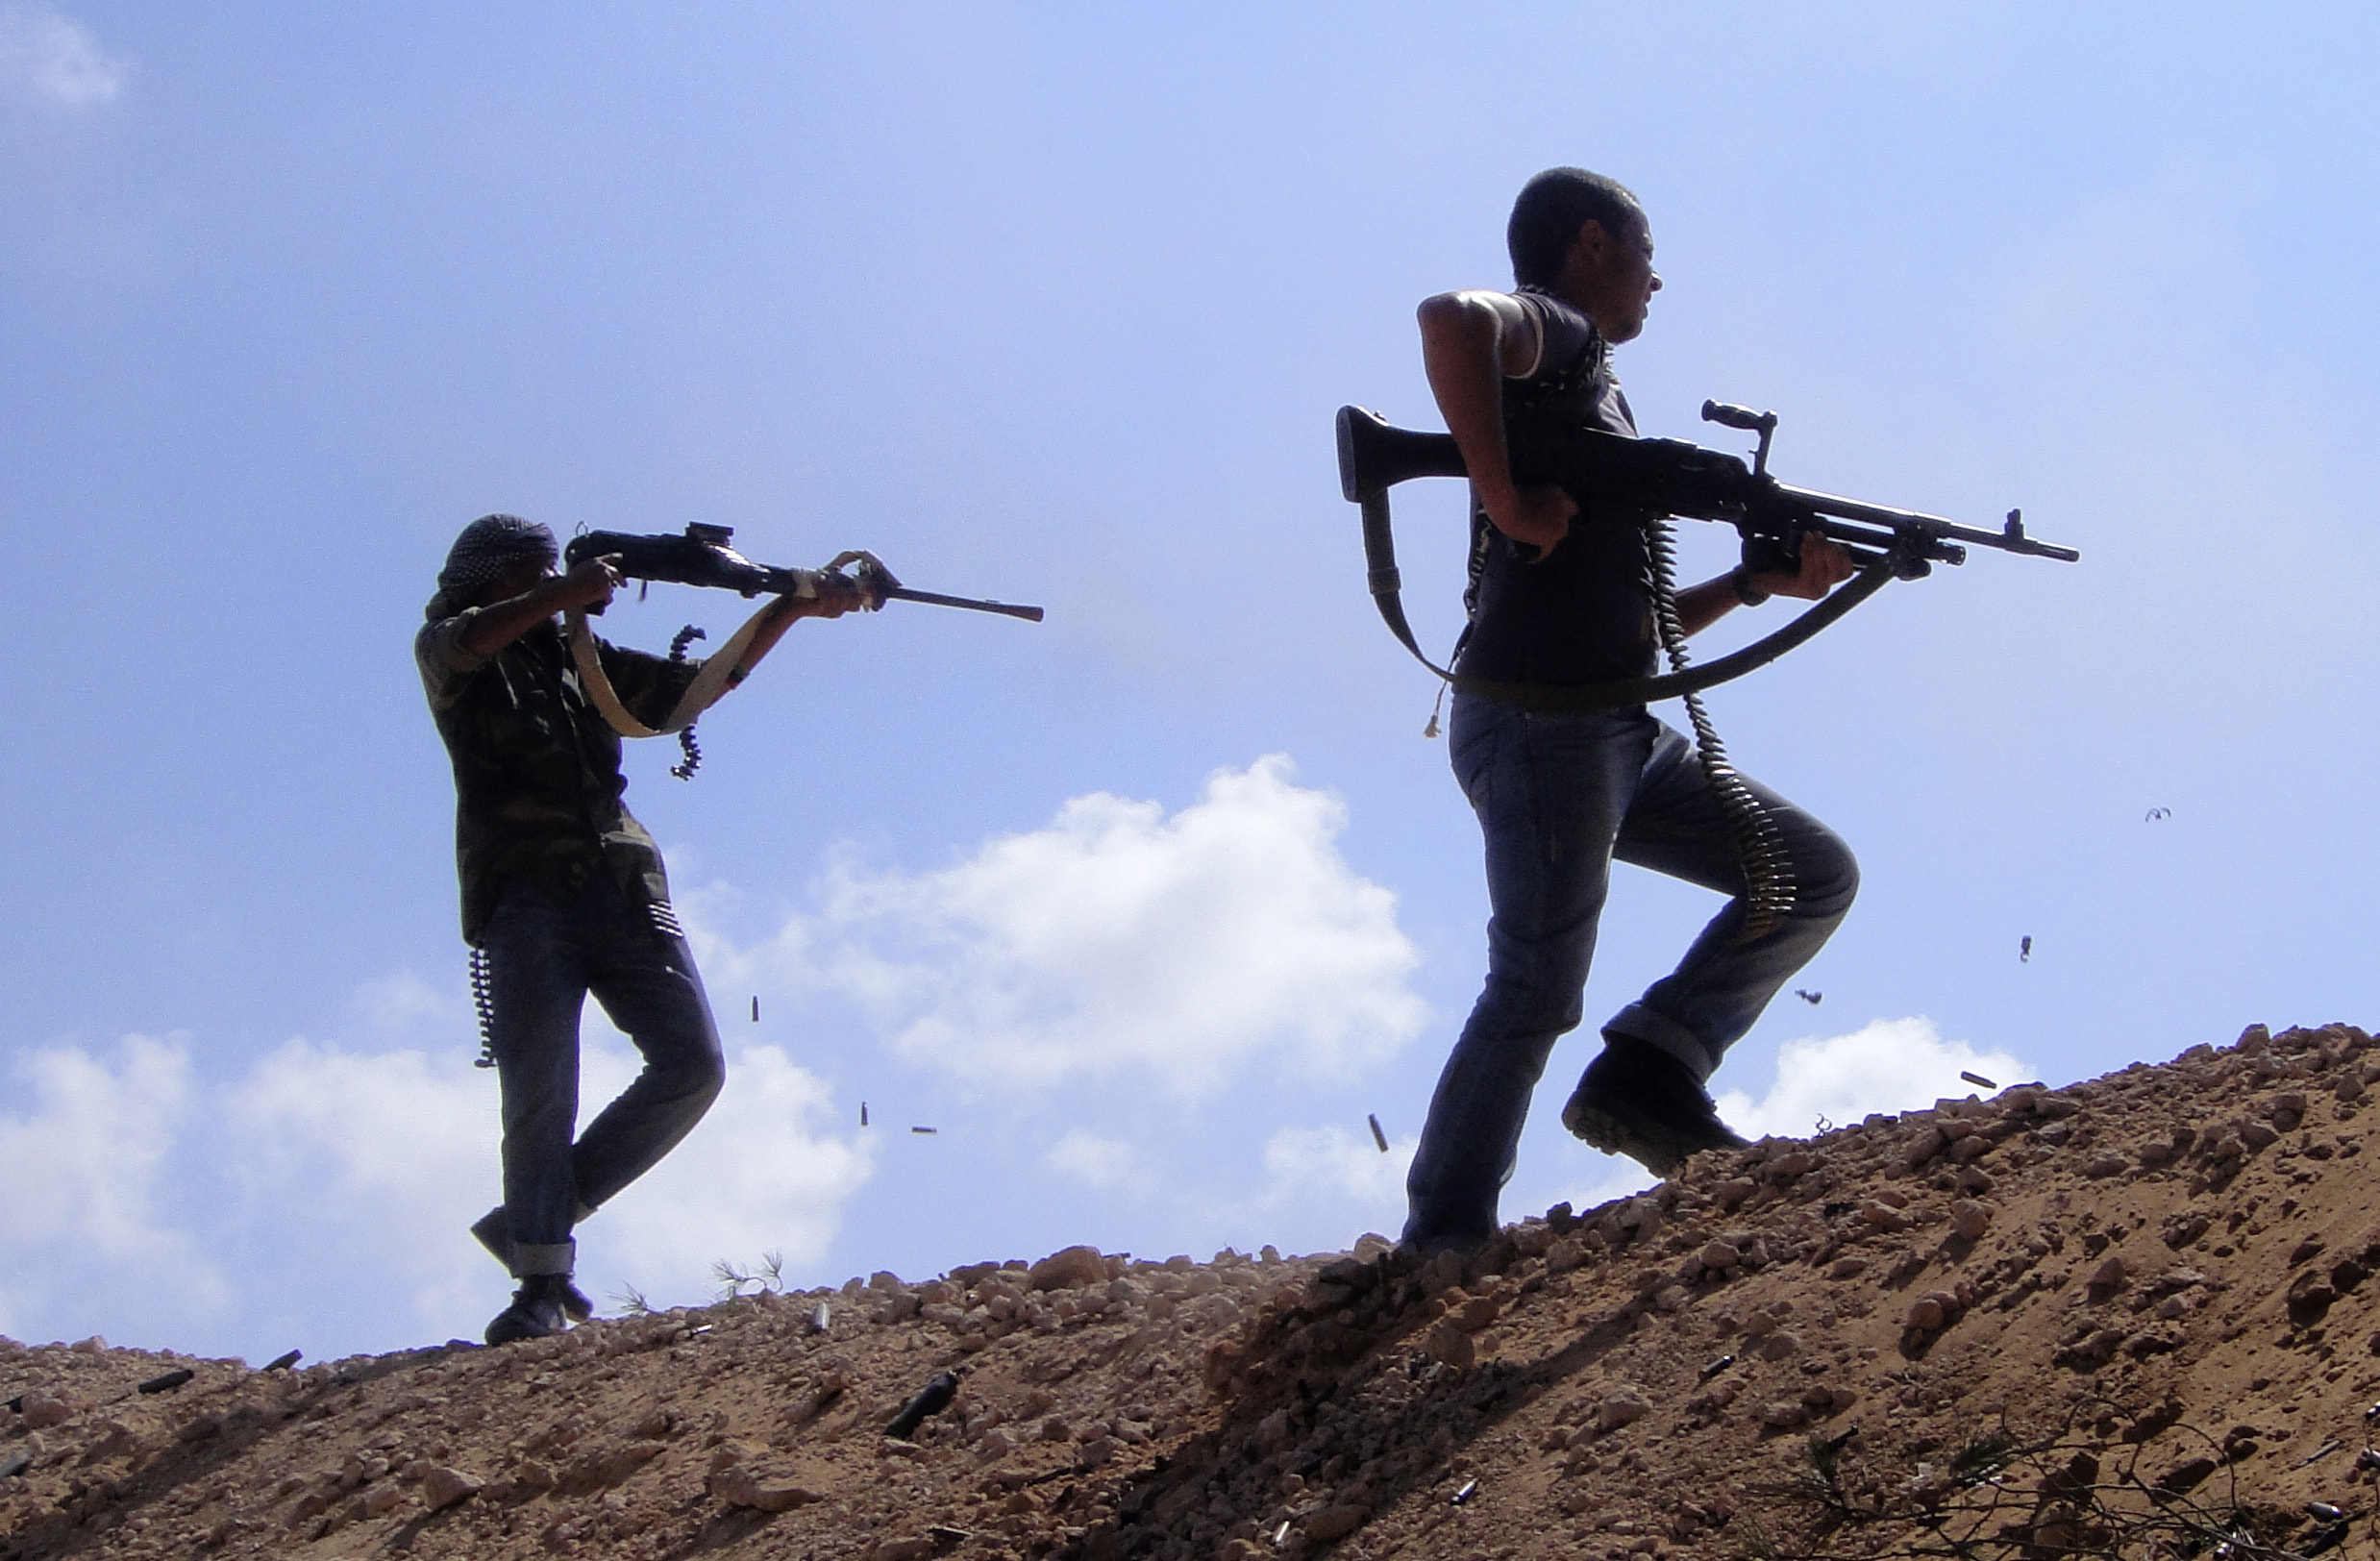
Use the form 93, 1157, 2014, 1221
512, 1239, 576, 1278
1605, 1004, 1719, 1083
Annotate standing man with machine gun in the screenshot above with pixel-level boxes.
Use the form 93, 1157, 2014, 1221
416, 513, 872, 1344
1399, 168, 1861, 1253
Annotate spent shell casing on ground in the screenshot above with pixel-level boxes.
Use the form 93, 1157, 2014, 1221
885, 1369, 961, 1439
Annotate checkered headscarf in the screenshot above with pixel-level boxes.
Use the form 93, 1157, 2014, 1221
428, 513, 557, 617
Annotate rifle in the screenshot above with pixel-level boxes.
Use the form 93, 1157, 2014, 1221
552, 523, 1040, 778
562, 523, 1045, 623
1335, 400, 2077, 708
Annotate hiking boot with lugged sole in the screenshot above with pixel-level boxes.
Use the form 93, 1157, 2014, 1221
1560, 1035, 1750, 1177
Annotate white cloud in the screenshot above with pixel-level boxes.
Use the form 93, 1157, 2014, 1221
224, 1035, 498, 1326
1259, 1124, 1410, 1213
575, 1033, 875, 1300
0, 1034, 222, 1335
741, 756, 1426, 1100
0, 756, 1421, 1346
0, 985, 876, 1350
1046, 1129, 1146, 1191
220, 1023, 874, 1317
0, 4, 126, 110
1715, 1016, 2028, 1140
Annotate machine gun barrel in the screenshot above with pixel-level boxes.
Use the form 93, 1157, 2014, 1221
1773, 483, 2078, 564
877, 585, 1044, 621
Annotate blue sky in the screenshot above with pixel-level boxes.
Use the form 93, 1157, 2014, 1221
4, 3, 2375, 1362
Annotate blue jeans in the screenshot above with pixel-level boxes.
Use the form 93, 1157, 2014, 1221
479, 878, 726, 1276
1403, 694, 1858, 1245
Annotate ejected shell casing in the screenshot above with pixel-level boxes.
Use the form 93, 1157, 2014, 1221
885, 1369, 961, 1439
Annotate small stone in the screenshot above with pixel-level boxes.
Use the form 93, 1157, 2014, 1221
2082, 1153, 2128, 1178
1425, 1318, 1475, 1371
560, 1440, 666, 1493
362, 1483, 406, 1517
1028, 1246, 1109, 1292
1949, 1201, 1994, 1240
68, 1335, 106, 1354
1596, 1390, 1652, 1432
1545, 1238, 1586, 1276
1905, 1297, 1946, 1331
1762, 1401, 1808, 1428
1826, 1257, 1869, 1281
863, 1540, 937, 1561
2089, 1255, 2128, 1294
710, 1464, 824, 1513
1306, 1505, 1368, 1542
421, 1467, 482, 1512
1698, 1239, 1742, 1271
1454, 1294, 1502, 1332
16, 1392, 72, 1430
1859, 1200, 1910, 1232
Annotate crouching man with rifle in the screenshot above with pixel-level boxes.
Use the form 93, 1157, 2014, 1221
415, 513, 872, 1344
1396, 169, 1863, 1251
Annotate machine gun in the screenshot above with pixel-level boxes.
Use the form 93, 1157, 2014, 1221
1335, 400, 2076, 708
552, 523, 1040, 780
562, 523, 1045, 623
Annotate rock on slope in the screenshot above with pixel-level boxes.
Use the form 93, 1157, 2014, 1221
8, 1020, 2380, 1561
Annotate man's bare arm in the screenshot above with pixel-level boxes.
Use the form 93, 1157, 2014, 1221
1672, 537, 1858, 637
459, 558, 622, 658
713, 572, 876, 689
1417, 290, 1576, 557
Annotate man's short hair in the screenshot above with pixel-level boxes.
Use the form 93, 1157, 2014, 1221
1507, 167, 1643, 288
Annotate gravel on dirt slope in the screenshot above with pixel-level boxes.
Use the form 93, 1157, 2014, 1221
8, 1020, 2380, 1561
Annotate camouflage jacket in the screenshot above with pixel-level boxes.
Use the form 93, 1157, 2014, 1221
416, 608, 703, 945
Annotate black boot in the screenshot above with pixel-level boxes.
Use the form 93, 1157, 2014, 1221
470, 1207, 594, 1322
1560, 1033, 1749, 1177
485, 1275, 577, 1346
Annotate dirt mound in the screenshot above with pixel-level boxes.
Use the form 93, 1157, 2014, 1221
9, 1020, 2380, 1561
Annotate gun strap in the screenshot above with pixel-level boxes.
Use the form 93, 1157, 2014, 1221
1359, 489, 1897, 712
564, 603, 780, 739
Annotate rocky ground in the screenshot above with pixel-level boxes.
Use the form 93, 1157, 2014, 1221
10, 1020, 2380, 1561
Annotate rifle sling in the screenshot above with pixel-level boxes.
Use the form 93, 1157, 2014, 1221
1360, 490, 1897, 712
564, 602, 780, 739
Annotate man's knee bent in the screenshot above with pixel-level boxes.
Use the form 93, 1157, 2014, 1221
658, 1048, 727, 1114
1796, 830, 1859, 922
